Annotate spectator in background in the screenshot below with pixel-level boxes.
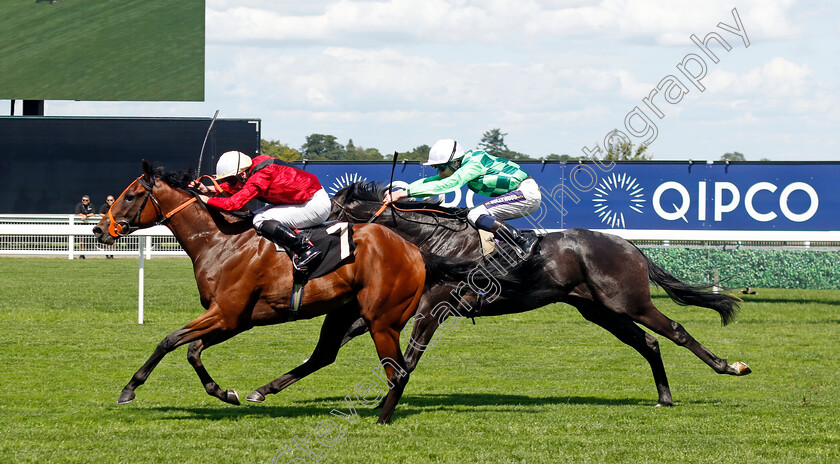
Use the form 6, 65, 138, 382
74, 194, 95, 259
98, 195, 116, 259
75, 195, 95, 219
98, 195, 115, 217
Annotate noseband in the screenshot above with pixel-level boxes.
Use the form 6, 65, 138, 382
108, 175, 197, 238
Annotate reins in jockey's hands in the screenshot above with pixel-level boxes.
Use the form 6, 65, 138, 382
189, 174, 245, 205
382, 189, 408, 205
188, 179, 214, 204
188, 179, 215, 194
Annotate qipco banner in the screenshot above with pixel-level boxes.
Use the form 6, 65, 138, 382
299, 161, 839, 232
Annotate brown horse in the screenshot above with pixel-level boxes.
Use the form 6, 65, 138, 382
93, 161, 454, 424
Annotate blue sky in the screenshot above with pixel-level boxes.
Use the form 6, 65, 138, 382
38, 0, 840, 160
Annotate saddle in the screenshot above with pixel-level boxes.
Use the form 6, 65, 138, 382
476, 228, 543, 257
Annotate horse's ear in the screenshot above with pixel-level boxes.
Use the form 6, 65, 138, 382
142, 159, 153, 180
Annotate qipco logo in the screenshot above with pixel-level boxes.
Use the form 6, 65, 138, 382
653, 181, 819, 223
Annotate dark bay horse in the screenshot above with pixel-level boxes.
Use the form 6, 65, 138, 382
280, 181, 750, 407
93, 162, 466, 424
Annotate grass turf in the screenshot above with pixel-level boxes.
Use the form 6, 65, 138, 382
0, 257, 838, 463
0, 0, 203, 101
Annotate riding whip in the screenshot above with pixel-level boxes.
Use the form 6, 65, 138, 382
197, 109, 220, 175
369, 151, 399, 223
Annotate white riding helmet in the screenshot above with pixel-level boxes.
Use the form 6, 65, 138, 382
214, 151, 252, 179
424, 139, 464, 166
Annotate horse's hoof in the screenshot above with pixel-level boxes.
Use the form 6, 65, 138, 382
655, 401, 674, 407
117, 390, 136, 405
224, 389, 241, 405
246, 391, 265, 403
732, 361, 752, 375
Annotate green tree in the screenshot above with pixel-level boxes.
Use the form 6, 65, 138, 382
721, 152, 746, 161
402, 144, 430, 161
603, 130, 652, 161
478, 129, 534, 161
300, 134, 345, 160
545, 153, 583, 162
260, 139, 301, 161
479, 128, 509, 158
500, 149, 533, 161
343, 139, 385, 160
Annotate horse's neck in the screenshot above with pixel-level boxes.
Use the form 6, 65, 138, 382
158, 191, 248, 261
387, 212, 479, 259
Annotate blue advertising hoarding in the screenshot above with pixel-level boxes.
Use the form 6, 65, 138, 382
299, 161, 839, 232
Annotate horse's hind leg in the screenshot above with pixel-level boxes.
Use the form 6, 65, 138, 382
246, 306, 361, 403
573, 300, 673, 406
631, 300, 751, 376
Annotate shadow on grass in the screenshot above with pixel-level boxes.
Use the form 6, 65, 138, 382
117, 392, 723, 422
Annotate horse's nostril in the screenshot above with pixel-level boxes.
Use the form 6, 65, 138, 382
92, 226, 102, 235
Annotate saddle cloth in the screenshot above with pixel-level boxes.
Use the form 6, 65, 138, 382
272, 221, 356, 279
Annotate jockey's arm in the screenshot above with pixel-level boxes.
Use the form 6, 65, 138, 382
405, 161, 483, 198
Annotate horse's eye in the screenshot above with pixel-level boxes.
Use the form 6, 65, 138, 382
125, 193, 135, 201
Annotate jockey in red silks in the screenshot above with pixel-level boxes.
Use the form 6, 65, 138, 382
190, 151, 330, 269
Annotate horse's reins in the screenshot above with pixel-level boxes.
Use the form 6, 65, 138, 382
335, 194, 468, 250
107, 175, 198, 238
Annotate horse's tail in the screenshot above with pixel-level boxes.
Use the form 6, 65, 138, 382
639, 249, 739, 326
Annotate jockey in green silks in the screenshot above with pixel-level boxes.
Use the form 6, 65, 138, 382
383, 139, 542, 258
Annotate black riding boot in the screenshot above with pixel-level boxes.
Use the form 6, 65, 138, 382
477, 215, 538, 259
256, 220, 322, 270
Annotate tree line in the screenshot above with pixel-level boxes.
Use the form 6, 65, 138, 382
261, 128, 756, 162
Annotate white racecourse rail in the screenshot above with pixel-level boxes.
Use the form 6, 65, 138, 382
1, 215, 837, 323
0, 215, 183, 324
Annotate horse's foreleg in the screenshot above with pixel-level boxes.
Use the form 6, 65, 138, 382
118, 307, 228, 405
632, 301, 751, 376
246, 307, 361, 403
187, 328, 245, 405
573, 301, 673, 406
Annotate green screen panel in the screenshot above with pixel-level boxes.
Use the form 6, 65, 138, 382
0, 0, 204, 101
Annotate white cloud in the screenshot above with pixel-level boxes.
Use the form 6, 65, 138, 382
210, 45, 649, 118
206, 0, 798, 46
700, 57, 840, 120
705, 57, 813, 97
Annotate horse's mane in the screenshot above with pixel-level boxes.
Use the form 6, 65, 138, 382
157, 167, 195, 190
344, 181, 470, 220
152, 165, 254, 226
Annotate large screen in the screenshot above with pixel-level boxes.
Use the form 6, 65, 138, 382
0, 0, 204, 101
0, 117, 260, 213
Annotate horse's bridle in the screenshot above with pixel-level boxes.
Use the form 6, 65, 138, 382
108, 175, 197, 238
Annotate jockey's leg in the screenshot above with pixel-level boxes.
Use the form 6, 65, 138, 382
475, 214, 538, 259
467, 179, 542, 258
252, 189, 331, 269
255, 220, 322, 269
